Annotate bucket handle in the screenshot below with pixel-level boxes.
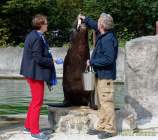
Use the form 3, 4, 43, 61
85, 65, 94, 72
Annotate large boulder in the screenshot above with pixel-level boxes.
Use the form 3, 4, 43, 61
124, 36, 158, 129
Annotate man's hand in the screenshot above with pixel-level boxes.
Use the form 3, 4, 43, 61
78, 14, 85, 21
86, 59, 90, 67
52, 59, 54, 64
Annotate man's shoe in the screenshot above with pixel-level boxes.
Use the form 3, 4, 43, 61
87, 129, 103, 135
23, 128, 31, 134
97, 131, 113, 139
89, 104, 98, 110
31, 132, 49, 140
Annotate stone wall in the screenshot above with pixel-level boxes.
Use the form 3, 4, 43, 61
0, 47, 125, 81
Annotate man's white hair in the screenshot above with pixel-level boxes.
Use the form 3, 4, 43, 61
99, 13, 114, 30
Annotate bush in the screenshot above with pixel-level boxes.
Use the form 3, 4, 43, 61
119, 40, 126, 48
0, 21, 10, 47
1, 0, 158, 46
117, 27, 136, 42
18, 42, 24, 48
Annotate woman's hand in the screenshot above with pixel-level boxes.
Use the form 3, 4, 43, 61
55, 58, 64, 64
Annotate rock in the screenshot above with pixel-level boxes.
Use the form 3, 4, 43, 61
48, 106, 98, 134
124, 36, 158, 129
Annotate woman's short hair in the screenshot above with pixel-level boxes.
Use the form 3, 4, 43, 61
99, 13, 114, 30
32, 14, 47, 30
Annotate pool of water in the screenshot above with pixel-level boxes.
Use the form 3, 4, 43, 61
0, 79, 125, 115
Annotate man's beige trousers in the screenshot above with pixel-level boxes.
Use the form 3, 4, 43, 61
95, 79, 116, 134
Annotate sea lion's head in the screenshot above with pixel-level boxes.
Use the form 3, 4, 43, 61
69, 15, 88, 49
71, 15, 87, 32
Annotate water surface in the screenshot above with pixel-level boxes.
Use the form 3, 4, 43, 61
0, 79, 125, 115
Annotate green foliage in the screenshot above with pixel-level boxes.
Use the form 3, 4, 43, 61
117, 27, 136, 42
63, 43, 70, 49
18, 42, 24, 48
0, 0, 158, 47
119, 40, 126, 48
0, 19, 10, 47
82, 0, 102, 19
47, 0, 82, 47
98, 0, 158, 36
1, 0, 51, 44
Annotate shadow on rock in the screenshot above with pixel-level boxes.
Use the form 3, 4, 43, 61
125, 95, 152, 125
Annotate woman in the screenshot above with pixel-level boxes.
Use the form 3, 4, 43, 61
20, 14, 55, 140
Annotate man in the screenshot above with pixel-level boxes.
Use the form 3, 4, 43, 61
79, 13, 118, 139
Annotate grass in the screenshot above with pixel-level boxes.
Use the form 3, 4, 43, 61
118, 129, 158, 136
0, 104, 48, 115
119, 39, 126, 48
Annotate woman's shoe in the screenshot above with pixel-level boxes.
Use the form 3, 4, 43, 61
31, 132, 49, 140
23, 128, 31, 134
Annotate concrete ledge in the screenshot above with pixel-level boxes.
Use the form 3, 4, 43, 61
0, 73, 63, 79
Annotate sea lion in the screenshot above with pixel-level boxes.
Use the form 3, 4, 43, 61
62, 18, 91, 106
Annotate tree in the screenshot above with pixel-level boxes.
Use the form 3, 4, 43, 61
47, 0, 82, 46
1, 0, 51, 44
1, 0, 158, 47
